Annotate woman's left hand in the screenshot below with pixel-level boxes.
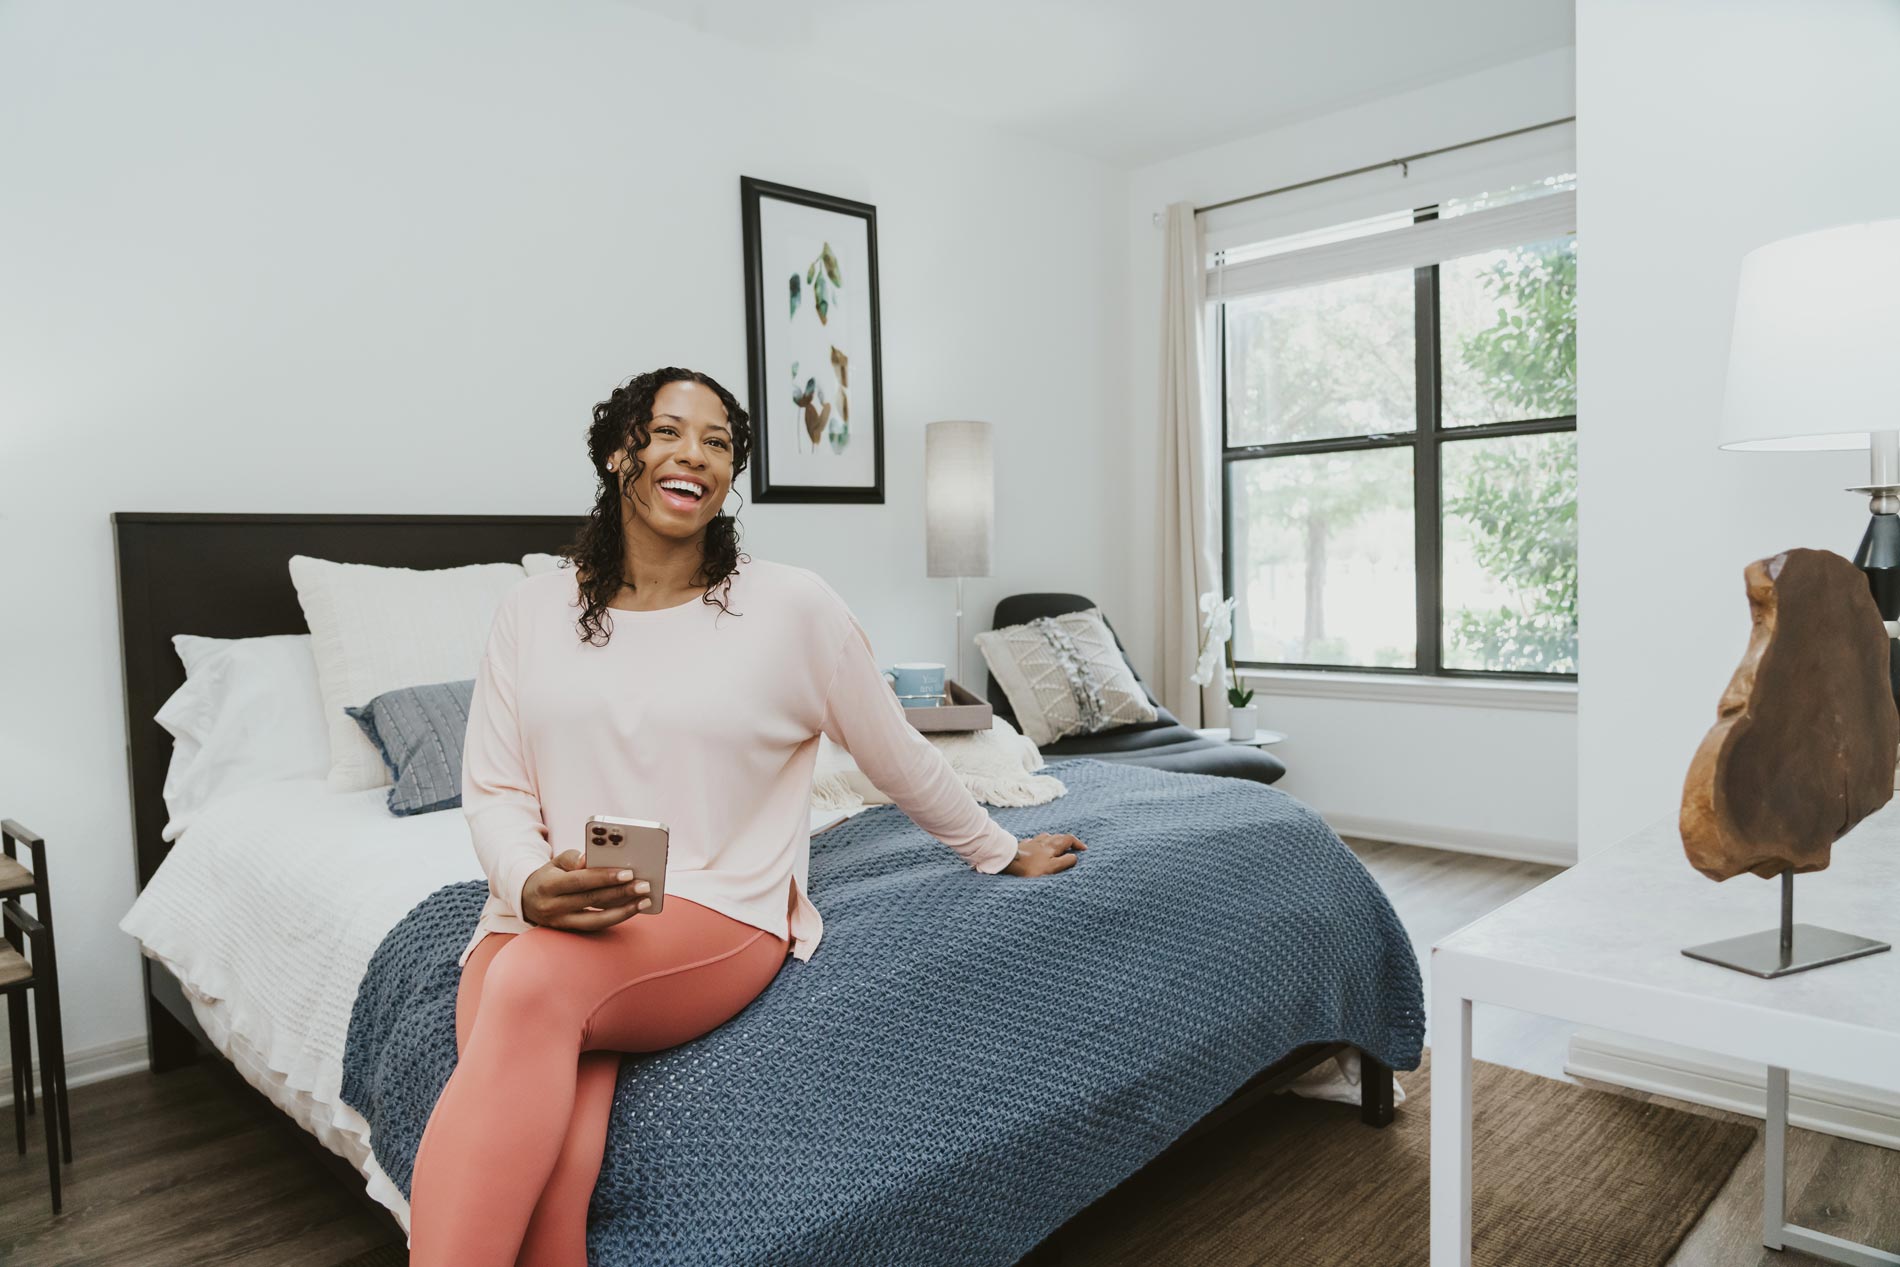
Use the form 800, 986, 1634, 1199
1002, 832, 1087, 876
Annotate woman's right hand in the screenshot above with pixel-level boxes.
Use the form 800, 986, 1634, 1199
521, 850, 652, 930
1002, 832, 1087, 876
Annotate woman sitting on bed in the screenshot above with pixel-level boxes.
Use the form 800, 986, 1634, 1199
407, 366, 1087, 1267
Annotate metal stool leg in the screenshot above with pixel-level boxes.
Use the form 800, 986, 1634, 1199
6, 990, 24, 1154
17, 986, 31, 1117
44, 947, 68, 1164
31, 973, 59, 1213
51, 1012, 69, 1165
38, 864, 70, 1166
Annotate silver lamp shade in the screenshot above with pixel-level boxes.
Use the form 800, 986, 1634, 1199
924, 420, 994, 692
925, 420, 994, 579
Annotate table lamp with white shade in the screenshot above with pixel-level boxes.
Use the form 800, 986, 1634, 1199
1684, 217, 1900, 978
1719, 217, 1900, 632
924, 420, 994, 692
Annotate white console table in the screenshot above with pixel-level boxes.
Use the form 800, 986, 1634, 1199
1430, 808, 1900, 1266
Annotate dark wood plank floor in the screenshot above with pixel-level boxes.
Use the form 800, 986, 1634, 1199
3, 840, 1892, 1264
0, 1056, 392, 1265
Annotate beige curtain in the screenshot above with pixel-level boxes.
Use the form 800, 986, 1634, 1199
1154, 201, 1223, 728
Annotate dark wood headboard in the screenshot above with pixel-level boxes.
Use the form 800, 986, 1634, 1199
112, 513, 584, 895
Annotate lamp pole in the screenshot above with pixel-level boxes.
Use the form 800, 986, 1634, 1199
925, 420, 994, 693
954, 573, 965, 689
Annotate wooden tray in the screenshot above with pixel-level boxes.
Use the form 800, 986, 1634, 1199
902, 678, 994, 733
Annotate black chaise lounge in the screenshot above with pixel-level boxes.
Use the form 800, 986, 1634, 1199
984, 593, 1286, 786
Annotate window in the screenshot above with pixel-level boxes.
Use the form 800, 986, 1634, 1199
1216, 179, 1576, 679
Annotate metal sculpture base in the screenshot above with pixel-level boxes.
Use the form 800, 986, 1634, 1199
1682, 870, 1891, 979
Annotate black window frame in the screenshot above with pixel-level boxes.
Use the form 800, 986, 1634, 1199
1216, 205, 1578, 682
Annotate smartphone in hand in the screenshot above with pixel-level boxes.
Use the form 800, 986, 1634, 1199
584, 815, 669, 913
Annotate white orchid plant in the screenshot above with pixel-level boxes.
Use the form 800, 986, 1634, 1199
1187, 590, 1255, 709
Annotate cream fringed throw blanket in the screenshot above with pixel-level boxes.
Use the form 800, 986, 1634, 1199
812, 717, 1066, 814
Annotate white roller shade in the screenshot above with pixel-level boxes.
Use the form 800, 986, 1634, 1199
1200, 119, 1576, 255
1209, 189, 1575, 301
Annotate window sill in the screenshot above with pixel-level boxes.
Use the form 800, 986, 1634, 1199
1237, 668, 1577, 713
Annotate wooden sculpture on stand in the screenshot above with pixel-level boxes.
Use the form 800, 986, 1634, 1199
1679, 547, 1897, 976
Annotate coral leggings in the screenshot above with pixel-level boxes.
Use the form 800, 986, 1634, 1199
408, 896, 789, 1267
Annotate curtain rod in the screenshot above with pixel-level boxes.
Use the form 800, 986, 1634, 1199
1187, 115, 1576, 217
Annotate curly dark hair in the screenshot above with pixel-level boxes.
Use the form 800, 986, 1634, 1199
557, 366, 754, 646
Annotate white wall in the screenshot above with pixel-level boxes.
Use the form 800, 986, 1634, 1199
0, 0, 1122, 1080
1122, 49, 1579, 860
1248, 691, 1577, 862
1575, 0, 1900, 853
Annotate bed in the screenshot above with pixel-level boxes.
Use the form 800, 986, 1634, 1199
112, 512, 1425, 1263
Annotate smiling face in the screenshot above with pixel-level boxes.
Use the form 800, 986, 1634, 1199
619, 380, 735, 537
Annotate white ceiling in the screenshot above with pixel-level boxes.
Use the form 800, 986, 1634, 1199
617, 0, 1575, 166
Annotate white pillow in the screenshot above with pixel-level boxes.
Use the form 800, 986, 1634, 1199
522, 552, 572, 576
154, 634, 331, 841
812, 716, 1065, 811
288, 555, 527, 792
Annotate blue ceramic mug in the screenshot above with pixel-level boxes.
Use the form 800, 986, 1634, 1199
882, 661, 946, 708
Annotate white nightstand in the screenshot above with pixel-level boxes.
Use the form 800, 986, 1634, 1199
1429, 809, 1900, 1266
1194, 726, 1287, 747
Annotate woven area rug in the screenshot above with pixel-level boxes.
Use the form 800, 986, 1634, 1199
1023, 1052, 1755, 1266
338, 1055, 1754, 1267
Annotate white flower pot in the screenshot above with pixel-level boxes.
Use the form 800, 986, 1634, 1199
1228, 705, 1257, 742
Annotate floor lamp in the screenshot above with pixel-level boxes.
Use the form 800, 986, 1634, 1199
925, 420, 994, 693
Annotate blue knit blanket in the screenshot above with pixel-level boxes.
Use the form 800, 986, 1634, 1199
340, 757, 1423, 1266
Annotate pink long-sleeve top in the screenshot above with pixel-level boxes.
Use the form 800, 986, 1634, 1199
456, 557, 1021, 969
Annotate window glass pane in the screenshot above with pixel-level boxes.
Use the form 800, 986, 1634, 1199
1440, 234, 1577, 427
1230, 449, 1416, 668
1441, 432, 1577, 673
1223, 270, 1416, 446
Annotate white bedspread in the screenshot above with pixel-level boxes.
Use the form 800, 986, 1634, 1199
121, 778, 469, 1229
118, 779, 864, 1234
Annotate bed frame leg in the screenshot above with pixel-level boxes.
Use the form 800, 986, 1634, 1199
148, 997, 200, 1074
1360, 1051, 1394, 1127
143, 965, 203, 1076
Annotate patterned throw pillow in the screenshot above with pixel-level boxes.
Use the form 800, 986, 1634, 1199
346, 679, 476, 816
974, 608, 1158, 747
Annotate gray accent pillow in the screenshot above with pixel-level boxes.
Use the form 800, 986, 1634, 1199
346, 678, 475, 816
974, 608, 1158, 747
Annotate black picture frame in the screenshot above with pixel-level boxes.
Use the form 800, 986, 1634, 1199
740, 176, 885, 504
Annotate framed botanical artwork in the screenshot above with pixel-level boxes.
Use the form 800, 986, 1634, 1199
740, 176, 885, 503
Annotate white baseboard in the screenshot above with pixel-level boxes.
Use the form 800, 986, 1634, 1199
1323, 812, 1576, 867
1565, 1029, 1900, 1150
0, 1032, 150, 1109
